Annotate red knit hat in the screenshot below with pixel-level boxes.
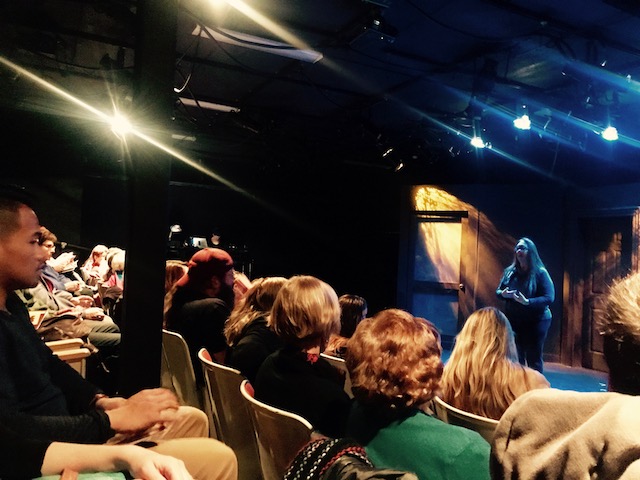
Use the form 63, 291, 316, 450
176, 248, 233, 288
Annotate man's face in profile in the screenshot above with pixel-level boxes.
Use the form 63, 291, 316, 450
0, 205, 45, 290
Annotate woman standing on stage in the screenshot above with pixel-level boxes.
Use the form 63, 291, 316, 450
496, 237, 554, 373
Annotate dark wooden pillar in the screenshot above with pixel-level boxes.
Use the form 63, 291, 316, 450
118, 0, 177, 396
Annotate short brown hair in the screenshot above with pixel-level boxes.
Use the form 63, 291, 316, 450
38, 226, 57, 245
271, 275, 340, 349
346, 309, 443, 415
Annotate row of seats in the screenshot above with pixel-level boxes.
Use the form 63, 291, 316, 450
159, 328, 499, 480
160, 329, 314, 480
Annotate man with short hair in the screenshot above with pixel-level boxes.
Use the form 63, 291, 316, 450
0, 188, 237, 480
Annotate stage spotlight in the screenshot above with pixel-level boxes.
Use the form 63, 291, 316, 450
513, 114, 531, 130
513, 103, 531, 130
110, 112, 132, 138
602, 126, 618, 141
470, 136, 486, 148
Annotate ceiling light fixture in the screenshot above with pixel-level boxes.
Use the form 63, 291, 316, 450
470, 136, 486, 148
602, 125, 618, 141
513, 114, 531, 130
470, 118, 490, 149
110, 112, 133, 139
513, 103, 531, 130
192, 25, 323, 63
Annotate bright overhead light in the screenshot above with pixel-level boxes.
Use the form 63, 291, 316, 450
178, 97, 240, 113
110, 112, 133, 138
513, 114, 531, 130
602, 126, 618, 141
192, 25, 323, 63
470, 136, 486, 148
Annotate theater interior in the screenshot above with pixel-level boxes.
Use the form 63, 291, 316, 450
2, 0, 640, 391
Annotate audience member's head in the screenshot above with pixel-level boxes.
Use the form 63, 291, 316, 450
0, 186, 34, 241
346, 308, 442, 418
224, 276, 287, 346
106, 247, 124, 271
0, 188, 43, 292
338, 294, 368, 338
89, 244, 108, 263
110, 250, 126, 272
174, 247, 235, 306
441, 307, 534, 419
165, 259, 188, 294
601, 271, 640, 395
38, 226, 57, 260
270, 275, 340, 351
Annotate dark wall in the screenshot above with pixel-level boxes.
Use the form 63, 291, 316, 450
167, 176, 403, 315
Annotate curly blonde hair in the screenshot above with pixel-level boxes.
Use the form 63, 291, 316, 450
345, 309, 443, 416
271, 275, 340, 349
224, 276, 287, 346
441, 307, 544, 419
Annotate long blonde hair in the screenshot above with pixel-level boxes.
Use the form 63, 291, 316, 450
441, 307, 535, 420
224, 276, 287, 346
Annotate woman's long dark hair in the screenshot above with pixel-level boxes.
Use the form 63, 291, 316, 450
504, 237, 545, 296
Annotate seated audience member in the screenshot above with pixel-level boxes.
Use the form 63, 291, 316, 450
104, 249, 126, 290
224, 276, 287, 383
39, 227, 84, 295
0, 421, 194, 480
81, 244, 110, 286
440, 307, 549, 420
324, 294, 367, 358
598, 271, 640, 395
18, 233, 121, 356
492, 271, 640, 479
345, 309, 490, 480
164, 248, 237, 383
254, 275, 352, 438
165, 259, 188, 295
0, 188, 238, 480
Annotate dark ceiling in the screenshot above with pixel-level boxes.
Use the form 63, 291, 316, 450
2, 0, 640, 187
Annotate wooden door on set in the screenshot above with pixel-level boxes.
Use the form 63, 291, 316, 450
581, 215, 635, 371
407, 211, 467, 349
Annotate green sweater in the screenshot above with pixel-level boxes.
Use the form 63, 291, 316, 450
347, 404, 490, 480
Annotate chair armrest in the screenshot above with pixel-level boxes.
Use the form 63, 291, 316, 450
53, 348, 92, 362
46, 338, 85, 352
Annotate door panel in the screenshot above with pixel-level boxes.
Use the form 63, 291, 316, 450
409, 215, 463, 348
582, 217, 632, 371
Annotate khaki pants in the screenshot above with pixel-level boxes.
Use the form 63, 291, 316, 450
108, 406, 237, 480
